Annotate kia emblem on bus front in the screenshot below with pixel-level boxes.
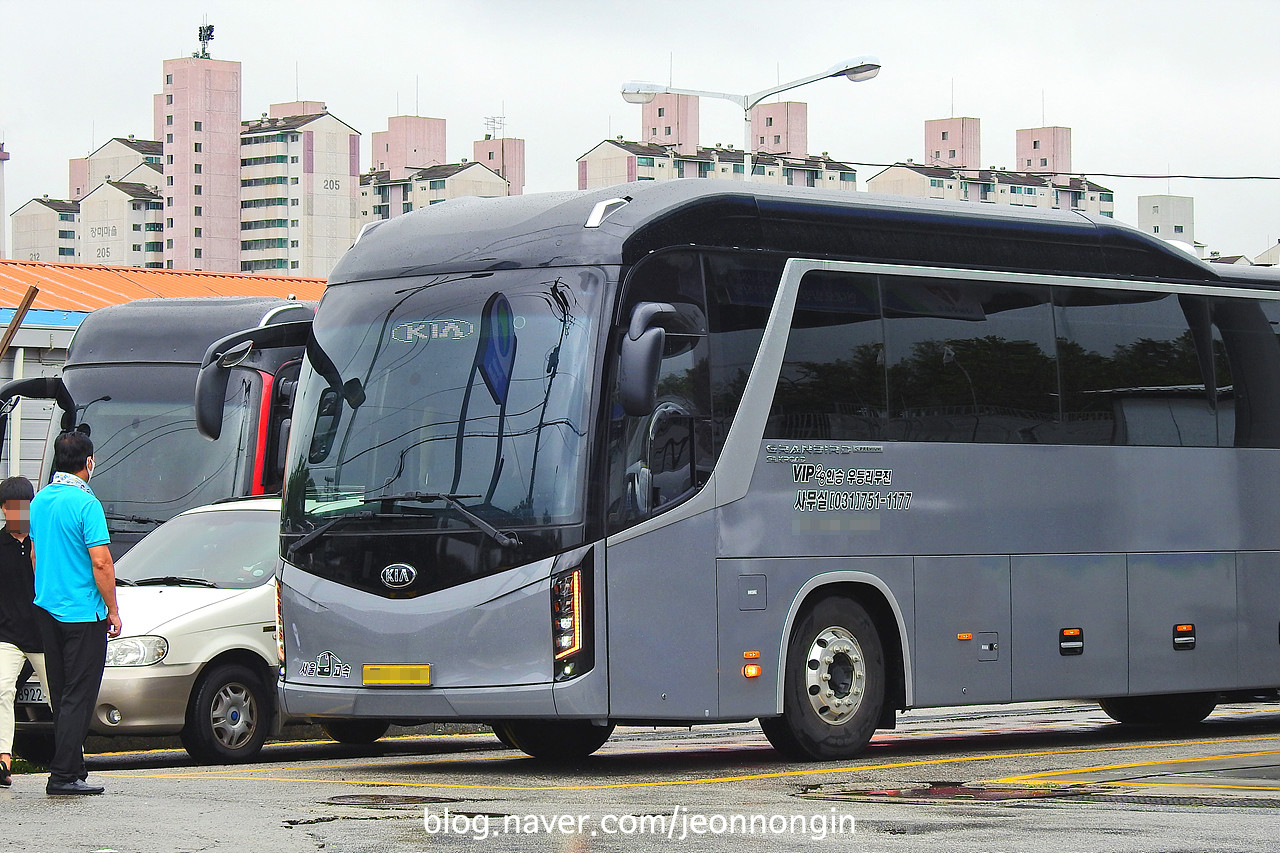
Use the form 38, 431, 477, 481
381, 563, 418, 589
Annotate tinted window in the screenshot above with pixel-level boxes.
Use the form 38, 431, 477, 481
882, 278, 1056, 443
769, 273, 1059, 444
766, 271, 884, 441
1055, 289, 1214, 446
705, 251, 786, 449
608, 251, 712, 529
1212, 297, 1280, 447
607, 250, 784, 532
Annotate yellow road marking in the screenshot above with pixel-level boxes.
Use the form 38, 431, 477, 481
993, 747, 1280, 790
109, 733, 1280, 792
88, 731, 494, 759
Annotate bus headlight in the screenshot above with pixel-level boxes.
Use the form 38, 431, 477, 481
106, 635, 169, 667
551, 560, 594, 681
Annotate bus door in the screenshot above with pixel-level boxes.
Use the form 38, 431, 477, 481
606, 250, 717, 720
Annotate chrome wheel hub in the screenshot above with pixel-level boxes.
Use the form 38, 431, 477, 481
804, 626, 866, 726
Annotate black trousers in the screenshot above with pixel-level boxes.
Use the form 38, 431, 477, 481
33, 608, 107, 784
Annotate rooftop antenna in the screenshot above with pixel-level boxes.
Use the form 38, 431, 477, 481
1041, 89, 1046, 126
194, 20, 214, 59
950, 78, 955, 117
295, 62, 300, 101
484, 112, 507, 179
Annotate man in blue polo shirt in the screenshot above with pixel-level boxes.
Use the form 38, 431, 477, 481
31, 429, 121, 796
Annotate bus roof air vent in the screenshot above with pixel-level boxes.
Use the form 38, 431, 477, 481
585, 197, 631, 229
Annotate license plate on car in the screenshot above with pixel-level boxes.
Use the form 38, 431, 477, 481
17, 682, 46, 704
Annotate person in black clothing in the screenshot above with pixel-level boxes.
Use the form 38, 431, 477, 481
0, 475, 49, 788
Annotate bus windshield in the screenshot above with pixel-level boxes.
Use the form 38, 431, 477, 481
284, 268, 605, 547
63, 364, 254, 530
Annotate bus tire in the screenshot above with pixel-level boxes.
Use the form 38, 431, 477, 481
180, 663, 271, 764
495, 720, 614, 760
1098, 693, 1217, 727
761, 595, 885, 761
320, 719, 391, 744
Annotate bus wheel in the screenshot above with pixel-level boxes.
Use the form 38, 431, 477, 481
320, 719, 391, 744
761, 596, 885, 761
180, 663, 271, 764
1098, 693, 1217, 727
495, 720, 614, 760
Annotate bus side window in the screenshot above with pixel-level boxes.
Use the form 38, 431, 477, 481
267, 361, 301, 492
881, 277, 1056, 444
1212, 297, 1280, 448
1056, 288, 1213, 446
608, 251, 711, 531
308, 388, 342, 463
766, 270, 883, 441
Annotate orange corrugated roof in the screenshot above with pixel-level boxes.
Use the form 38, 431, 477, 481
0, 260, 326, 312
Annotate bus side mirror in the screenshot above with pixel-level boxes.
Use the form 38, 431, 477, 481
195, 320, 312, 441
618, 302, 677, 417
194, 341, 251, 441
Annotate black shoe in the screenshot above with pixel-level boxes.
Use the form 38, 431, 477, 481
45, 778, 104, 795
0, 761, 10, 788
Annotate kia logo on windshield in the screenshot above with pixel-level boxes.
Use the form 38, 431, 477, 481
380, 563, 418, 589
392, 319, 474, 343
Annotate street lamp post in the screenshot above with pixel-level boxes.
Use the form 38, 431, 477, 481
621, 57, 880, 182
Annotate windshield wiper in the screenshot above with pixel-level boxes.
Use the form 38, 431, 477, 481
288, 493, 519, 558
132, 576, 218, 588
287, 510, 376, 559
105, 512, 166, 527
372, 492, 520, 548
116, 578, 137, 587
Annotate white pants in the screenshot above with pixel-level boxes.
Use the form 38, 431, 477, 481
0, 641, 50, 756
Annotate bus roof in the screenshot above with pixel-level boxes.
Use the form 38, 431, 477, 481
66, 296, 315, 366
328, 180, 1255, 288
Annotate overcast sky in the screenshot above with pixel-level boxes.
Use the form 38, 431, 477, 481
2, 0, 1278, 259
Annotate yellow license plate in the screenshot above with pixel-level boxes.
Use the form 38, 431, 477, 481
363, 664, 431, 686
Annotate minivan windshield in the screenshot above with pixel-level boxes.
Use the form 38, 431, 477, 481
115, 506, 278, 589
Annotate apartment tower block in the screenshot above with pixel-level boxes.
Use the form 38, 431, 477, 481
154, 56, 242, 271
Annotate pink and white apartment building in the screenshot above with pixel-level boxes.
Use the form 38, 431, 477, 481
580, 93, 857, 190
867, 118, 1114, 217
154, 56, 243, 272
9, 198, 80, 263
359, 115, 519, 223
12, 56, 361, 277
240, 102, 361, 276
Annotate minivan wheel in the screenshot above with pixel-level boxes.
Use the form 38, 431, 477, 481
181, 663, 270, 764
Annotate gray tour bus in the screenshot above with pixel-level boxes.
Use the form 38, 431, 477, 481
250, 181, 1280, 761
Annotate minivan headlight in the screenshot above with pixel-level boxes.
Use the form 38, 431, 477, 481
106, 635, 169, 667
